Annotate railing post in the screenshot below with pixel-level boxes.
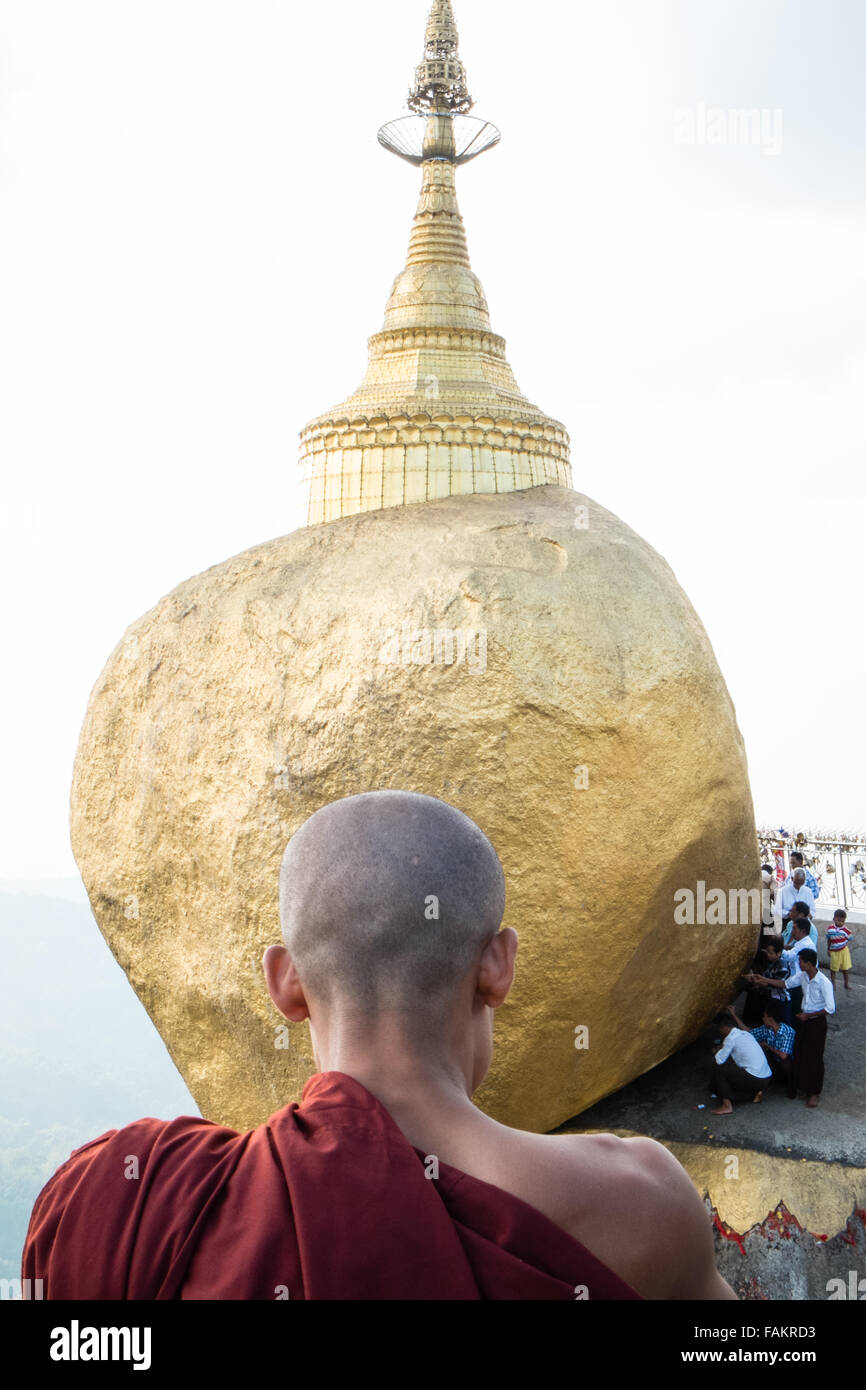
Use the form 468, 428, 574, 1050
842, 845, 851, 910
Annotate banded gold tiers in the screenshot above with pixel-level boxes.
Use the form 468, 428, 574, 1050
299, 6, 571, 526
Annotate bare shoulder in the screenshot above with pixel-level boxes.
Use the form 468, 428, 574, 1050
546, 1131, 737, 1301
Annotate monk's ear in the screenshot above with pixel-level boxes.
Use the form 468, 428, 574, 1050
476, 927, 518, 1009
262, 944, 310, 1022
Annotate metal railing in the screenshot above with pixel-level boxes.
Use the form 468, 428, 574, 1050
758, 829, 866, 911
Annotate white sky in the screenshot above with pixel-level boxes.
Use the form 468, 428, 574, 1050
1, 0, 864, 878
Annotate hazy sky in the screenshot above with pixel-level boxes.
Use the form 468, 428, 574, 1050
1, 0, 864, 878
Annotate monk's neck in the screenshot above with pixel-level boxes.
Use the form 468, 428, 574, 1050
312, 1023, 485, 1139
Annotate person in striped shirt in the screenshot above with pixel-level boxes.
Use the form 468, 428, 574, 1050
826, 908, 853, 992
726, 1001, 795, 1092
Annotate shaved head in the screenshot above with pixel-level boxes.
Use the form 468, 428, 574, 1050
278, 791, 506, 1019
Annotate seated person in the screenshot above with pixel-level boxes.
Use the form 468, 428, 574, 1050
709, 1007, 772, 1115
740, 1001, 795, 1088
22, 791, 736, 1301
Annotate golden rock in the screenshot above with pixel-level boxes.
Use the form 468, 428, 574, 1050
70, 483, 757, 1134
70, 3, 758, 1133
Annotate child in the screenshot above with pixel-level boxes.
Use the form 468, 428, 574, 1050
826, 908, 853, 991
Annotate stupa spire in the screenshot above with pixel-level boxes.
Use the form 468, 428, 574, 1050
408, 0, 473, 115
298, 0, 571, 526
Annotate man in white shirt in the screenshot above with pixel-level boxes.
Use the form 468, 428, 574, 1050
709, 1010, 773, 1115
785, 948, 835, 1107
781, 918, 814, 965
784, 901, 818, 948
781, 919, 814, 1016
777, 869, 816, 933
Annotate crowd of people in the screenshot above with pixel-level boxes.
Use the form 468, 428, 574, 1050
708, 851, 853, 1116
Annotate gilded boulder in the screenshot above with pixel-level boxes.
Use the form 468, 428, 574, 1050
71, 484, 758, 1133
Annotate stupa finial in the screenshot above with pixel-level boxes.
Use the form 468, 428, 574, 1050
408, 0, 473, 115
379, 0, 498, 167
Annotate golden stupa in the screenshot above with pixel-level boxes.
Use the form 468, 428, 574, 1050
71, 0, 758, 1133
299, 0, 569, 524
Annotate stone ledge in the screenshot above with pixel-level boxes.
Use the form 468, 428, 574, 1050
576, 1132, 866, 1238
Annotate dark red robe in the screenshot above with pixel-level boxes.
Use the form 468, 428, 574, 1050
22, 1071, 641, 1300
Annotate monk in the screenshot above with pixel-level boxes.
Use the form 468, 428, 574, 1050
23, 791, 735, 1300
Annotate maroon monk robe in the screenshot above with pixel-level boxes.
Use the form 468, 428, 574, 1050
22, 1071, 641, 1300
